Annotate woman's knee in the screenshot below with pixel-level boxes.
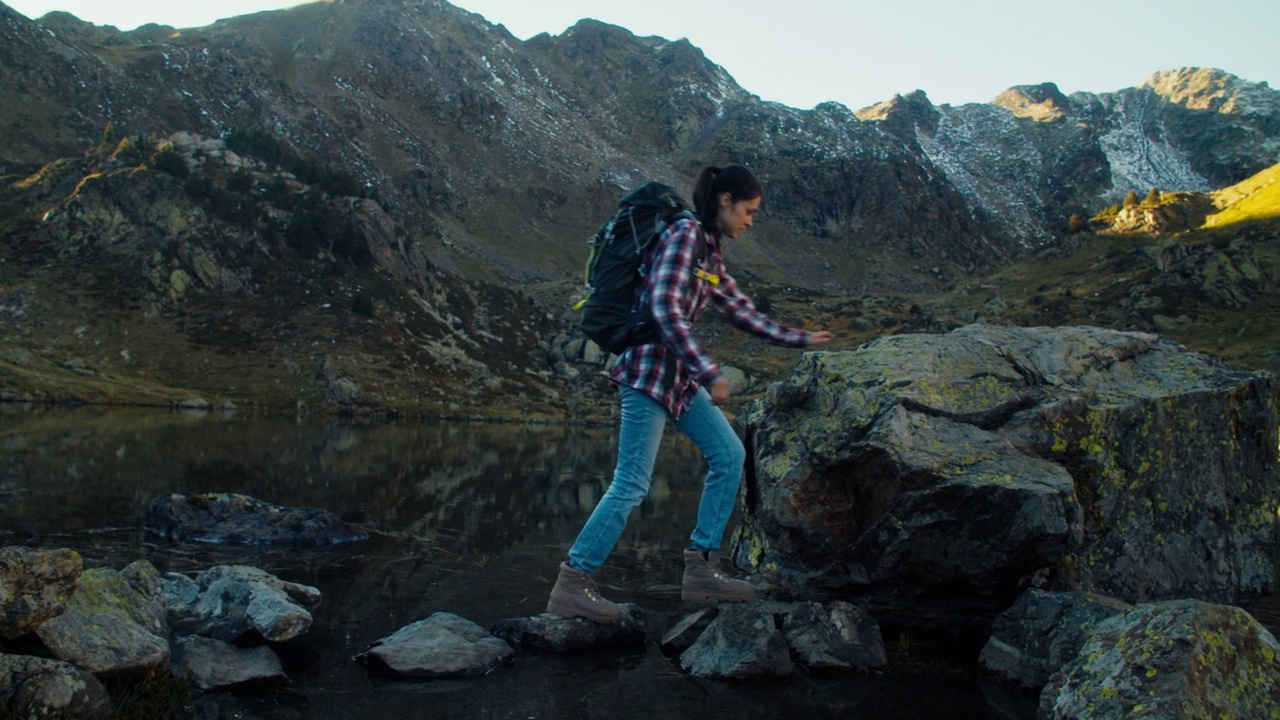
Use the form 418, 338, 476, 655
604, 471, 651, 507
711, 434, 746, 475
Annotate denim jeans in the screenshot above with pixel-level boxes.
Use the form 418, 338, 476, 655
567, 385, 747, 573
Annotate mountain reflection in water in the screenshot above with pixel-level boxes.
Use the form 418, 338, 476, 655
0, 405, 1005, 719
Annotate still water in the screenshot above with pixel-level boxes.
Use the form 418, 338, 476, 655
1, 404, 1019, 719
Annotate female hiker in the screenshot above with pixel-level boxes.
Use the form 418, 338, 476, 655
547, 165, 833, 622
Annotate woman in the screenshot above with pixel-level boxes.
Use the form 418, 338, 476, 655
548, 165, 833, 622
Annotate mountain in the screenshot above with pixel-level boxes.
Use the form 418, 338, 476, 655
0, 0, 1277, 419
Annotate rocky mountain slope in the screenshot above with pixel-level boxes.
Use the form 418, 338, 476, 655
0, 0, 1277, 419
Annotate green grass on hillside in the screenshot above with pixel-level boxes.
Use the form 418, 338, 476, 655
1205, 163, 1280, 227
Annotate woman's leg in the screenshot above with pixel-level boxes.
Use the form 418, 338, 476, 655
675, 386, 747, 553
566, 386, 669, 573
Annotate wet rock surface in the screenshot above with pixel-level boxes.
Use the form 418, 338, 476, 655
489, 604, 647, 652
354, 612, 515, 679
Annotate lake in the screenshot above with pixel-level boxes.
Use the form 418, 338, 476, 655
5, 402, 1264, 720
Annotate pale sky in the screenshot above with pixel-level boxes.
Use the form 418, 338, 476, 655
7, 0, 1278, 111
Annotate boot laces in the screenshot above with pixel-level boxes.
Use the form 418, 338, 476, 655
583, 576, 606, 603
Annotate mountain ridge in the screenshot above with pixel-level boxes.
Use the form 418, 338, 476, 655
1, 0, 1278, 419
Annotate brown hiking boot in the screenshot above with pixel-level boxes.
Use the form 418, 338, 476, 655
546, 562, 625, 623
681, 549, 756, 604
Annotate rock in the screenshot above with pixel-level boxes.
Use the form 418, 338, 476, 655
782, 600, 887, 671
35, 564, 169, 675
144, 492, 369, 546
664, 601, 886, 676
176, 397, 210, 410
0, 546, 82, 639
679, 603, 793, 679
993, 83, 1070, 123
489, 604, 646, 652
731, 325, 1279, 637
979, 589, 1131, 690
162, 565, 321, 644
722, 365, 754, 395
354, 612, 515, 679
0, 653, 112, 720
659, 606, 718, 654
169, 635, 288, 691
1040, 599, 1280, 719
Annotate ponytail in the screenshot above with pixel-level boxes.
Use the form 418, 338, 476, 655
692, 165, 762, 233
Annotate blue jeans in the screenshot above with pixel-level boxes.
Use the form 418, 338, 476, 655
567, 385, 747, 573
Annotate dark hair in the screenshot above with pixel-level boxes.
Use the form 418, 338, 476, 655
692, 165, 762, 232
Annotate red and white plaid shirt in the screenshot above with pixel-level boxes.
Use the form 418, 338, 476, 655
609, 217, 813, 418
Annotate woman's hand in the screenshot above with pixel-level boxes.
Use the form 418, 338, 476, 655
808, 330, 834, 346
710, 377, 730, 405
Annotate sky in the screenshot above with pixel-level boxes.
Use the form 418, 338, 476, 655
6, 0, 1278, 111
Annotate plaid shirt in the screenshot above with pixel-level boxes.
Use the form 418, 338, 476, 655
609, 217, 812, 418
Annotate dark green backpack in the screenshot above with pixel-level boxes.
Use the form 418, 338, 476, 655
575, 182, 701, 355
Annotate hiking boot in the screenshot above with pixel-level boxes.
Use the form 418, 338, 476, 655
682, 549, 756, 604
546, 562, 625, 623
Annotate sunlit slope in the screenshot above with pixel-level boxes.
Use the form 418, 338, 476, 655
1205, 162, 1280, 227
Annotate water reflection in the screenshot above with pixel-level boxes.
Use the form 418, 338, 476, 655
0, 405, 998, 720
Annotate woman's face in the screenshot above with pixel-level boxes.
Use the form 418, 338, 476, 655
717, 193, 761, 239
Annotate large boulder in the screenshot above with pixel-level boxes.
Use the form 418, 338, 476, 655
1040, 599, 1280, 719
35, 563, 169, 675
144, 493, 369, 546
731, 325, 1279, 636
0, 546, 82, 639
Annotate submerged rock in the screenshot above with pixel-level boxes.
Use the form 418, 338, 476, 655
979, 589, 1131, 690
35, 563, 169, 675
1040, 599, 1280, 719
0, 653, 112, 720
354, 612, 514, 679
144, 492, 369, 546
0, 546, 82, 639
732, 325, 1279, 636
489, 604, 646, 652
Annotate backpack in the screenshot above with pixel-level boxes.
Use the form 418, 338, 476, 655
575, 181, 702, 355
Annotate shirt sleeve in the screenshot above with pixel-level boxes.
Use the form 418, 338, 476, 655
648, 219, 720, 386
712, 267, 812, 349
